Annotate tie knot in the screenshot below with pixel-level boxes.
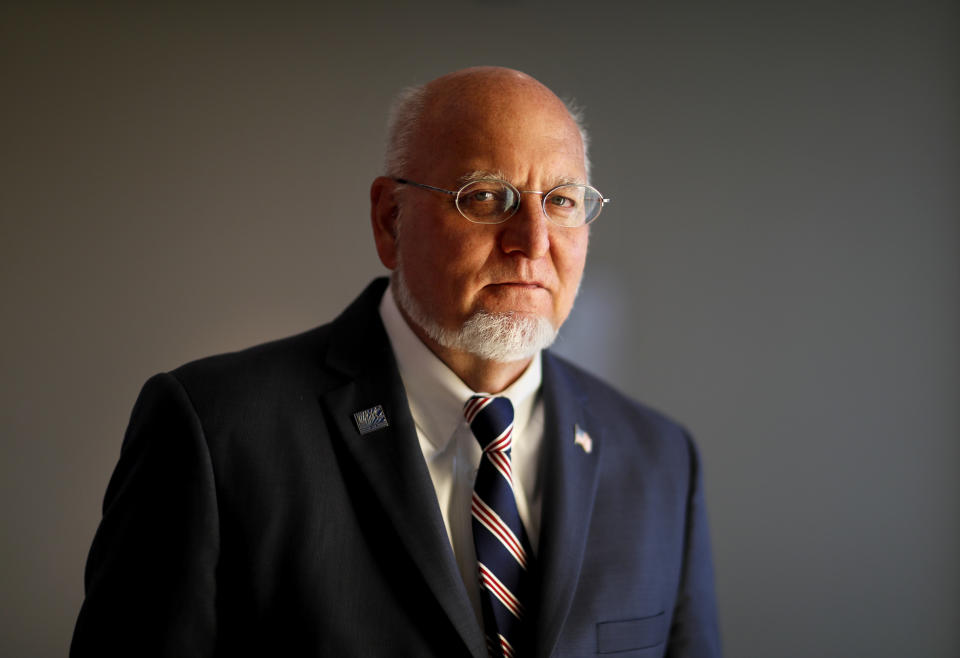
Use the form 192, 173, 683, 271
464, 396, 514, 453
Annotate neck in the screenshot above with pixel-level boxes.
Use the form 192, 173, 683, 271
432, 344, 531, 394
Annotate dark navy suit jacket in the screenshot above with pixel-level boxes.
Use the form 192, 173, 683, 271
72, 279, 721, 657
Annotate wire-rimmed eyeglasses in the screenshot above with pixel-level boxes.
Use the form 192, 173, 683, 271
393, 177, 609, 227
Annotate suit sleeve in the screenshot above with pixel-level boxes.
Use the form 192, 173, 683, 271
666, 432, 722, 658
71, 373, 219, 658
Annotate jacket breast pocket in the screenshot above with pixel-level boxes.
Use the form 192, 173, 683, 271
597, 612, 667, 655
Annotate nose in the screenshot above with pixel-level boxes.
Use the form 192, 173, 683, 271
499, 192, 550, 259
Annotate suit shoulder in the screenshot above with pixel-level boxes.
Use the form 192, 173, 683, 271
167, 323, 336, 403
544, 351, 692, 443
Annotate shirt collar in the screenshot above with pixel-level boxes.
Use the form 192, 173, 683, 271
378, 281, 542, 451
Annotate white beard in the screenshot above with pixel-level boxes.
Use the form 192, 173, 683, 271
392, 265, 558, 364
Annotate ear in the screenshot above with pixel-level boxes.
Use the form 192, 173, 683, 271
370, 176, 400, 270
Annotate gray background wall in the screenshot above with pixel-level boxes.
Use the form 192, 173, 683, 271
2, 1, 957, 656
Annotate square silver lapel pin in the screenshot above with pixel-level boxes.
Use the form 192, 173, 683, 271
354, 405, 389, 435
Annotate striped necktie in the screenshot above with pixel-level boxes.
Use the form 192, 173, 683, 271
464, 395, 534, 658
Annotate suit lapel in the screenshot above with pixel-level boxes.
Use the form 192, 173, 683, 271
530, 353, 603, 658
319, 281, 487, 658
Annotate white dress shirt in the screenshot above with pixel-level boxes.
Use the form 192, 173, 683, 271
378, 283, 545, 624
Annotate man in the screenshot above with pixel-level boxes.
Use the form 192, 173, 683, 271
72, 67, 721, 657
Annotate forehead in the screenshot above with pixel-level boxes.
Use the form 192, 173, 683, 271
407, 80, 587, 185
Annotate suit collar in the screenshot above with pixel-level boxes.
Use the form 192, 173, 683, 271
319, 278, 488, 658
323, 278, 393, 379
530, 352, 603, 658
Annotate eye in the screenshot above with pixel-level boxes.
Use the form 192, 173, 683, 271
457, 181, 517, 222
469, 190, 499, 203
548, 194, 576, 208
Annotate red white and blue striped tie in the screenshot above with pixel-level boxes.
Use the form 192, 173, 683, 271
465, 395, 534, 658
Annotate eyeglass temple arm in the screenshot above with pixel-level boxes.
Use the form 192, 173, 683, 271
393, 178, 457, 196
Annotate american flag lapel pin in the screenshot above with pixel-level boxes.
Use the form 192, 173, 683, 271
354, 405, 389, 435
574, 424, 593, 454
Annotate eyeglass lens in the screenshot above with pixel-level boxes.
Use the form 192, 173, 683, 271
455, 180, 603, 226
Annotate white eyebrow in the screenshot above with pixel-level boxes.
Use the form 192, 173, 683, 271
456, 169, 509, 186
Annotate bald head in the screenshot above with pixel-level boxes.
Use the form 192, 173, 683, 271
383, 66, 590, 180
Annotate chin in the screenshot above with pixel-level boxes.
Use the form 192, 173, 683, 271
455, 310, 557, 362
393, 271, 558, 363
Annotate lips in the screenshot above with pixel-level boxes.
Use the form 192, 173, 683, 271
489, 280, 547, 289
